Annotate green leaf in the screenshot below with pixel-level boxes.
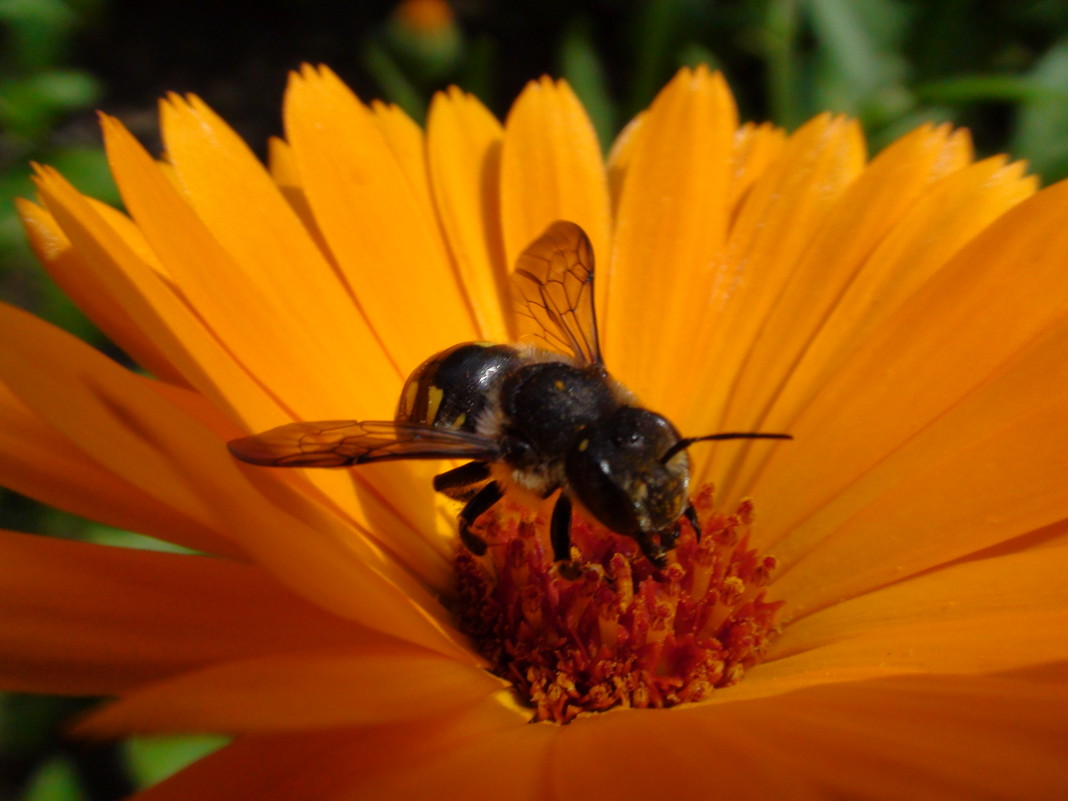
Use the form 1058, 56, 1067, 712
765, 0, 804, 128
917, 74, 1068, 105
1012, 38, 1068, 181
627, 0, 685, 115
804, 0, 911, 121
559, 16, 616, 152
42, 147, 119, 208
22, 757, 80, 801
0, 70, 100, 139
126, 735, 230, 788
0, 0, 79, 70
363, 38, 426, 124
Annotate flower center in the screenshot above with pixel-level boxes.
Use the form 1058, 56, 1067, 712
453, 486, 782, 723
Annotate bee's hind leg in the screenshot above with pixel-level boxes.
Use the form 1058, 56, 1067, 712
456, 479, 504, 556
433, 460, 492, 501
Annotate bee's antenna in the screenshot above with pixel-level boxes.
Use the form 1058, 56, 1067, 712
660, 432, 793, 464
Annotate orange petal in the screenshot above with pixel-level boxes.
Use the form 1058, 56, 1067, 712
727, 121, 789, 213
742, 668, 1068, 800
0, 380, 239, 557
267, 135, 331, 254
677, 114, 865, 435
696, 124, 961, 465
0, 531, 378, 695
370, 100, 437, 220
103, 114, 396, 423
350, 713, 554, 801
156, 95, 404, 416
283, 65, 477, 369
39, 140, 452, 585
0, 304, 242, 541
427, 87, 510, 341
267, 135, 299, 188
499, 76, 611, 306
602, 67, 739, 408
605, 110, 643, 218
609, 113, 789, 257
700, 126, 978, 489
75, 650, 509, 736
155, 360, 456, 594
716, 151, 1035, 501
750, 180, 1068, 602
552, 668, 1068, 801
133, 671, 1068, 799
16, 198, 186, 386
0, 305, 471, 658
755, 543, 1068, 690
775, 156, 1035, 404
128, 700, 535, 801
769, 316, 1068, 617
553, 704, 824, 801
32, 166, 288, 430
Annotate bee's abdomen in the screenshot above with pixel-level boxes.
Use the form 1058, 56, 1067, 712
396, 342, 523, 432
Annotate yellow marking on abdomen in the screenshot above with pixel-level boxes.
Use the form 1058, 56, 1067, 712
426, 385, 445, 425
402, 380, 419, 419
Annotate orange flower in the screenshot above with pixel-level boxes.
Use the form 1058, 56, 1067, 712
4, 65, 1068, 798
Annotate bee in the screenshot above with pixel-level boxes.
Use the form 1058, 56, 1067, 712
228, 221, 790, 568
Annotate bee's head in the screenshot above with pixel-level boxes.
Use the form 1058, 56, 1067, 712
565, 406, 690, 564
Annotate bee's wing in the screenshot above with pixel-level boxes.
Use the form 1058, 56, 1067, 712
228, 420, 501, 467
512, 220, 603, 366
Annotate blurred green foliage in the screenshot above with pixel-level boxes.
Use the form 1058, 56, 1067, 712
4, 0, 1068, 798
0, 0, 116, 347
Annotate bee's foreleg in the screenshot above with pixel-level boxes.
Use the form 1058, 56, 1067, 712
635, 529, 668, 568
683, 501, 702, 541
433, 461, 492, 501
457, 480, 504, 555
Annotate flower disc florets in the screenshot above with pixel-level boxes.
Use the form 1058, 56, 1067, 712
454, 486, 782, 723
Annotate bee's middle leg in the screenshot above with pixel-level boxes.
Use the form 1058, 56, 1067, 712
455, 478, 504, 556
435, 462, 499, 554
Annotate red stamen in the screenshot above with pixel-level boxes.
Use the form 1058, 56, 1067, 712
453, 486, 783, 723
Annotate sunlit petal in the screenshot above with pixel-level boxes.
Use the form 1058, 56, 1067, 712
283, 65, 476, 368
499, 76, 611, 302
604, 66, 739, 406
427, 87, 510, 341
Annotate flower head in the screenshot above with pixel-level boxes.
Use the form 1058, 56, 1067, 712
4, 65, 1068, 798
